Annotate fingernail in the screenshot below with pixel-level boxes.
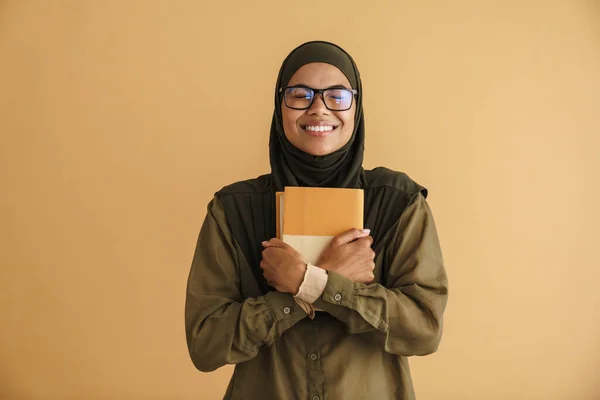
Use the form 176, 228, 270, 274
262, 241, 268, 245
361, 229, 371, 234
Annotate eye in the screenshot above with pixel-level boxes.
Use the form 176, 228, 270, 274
288, 88, 312, 99
325, 89, 351, 104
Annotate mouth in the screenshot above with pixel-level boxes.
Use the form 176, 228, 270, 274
300, 124, 339, 137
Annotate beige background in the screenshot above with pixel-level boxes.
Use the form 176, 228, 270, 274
1, 1, 599, 399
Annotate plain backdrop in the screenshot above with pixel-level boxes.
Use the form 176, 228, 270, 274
1, 1, 599, 399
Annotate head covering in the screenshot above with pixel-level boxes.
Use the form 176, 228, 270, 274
269, 41, 365, 191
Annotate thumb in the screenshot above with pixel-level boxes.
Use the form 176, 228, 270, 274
332, 228, 371, 246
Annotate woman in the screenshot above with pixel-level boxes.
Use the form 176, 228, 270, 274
185, 41, 448, 400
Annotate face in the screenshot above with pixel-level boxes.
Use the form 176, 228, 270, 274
281, 62, 356, 157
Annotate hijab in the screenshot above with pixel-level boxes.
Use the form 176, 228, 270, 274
269, 41, 365, 190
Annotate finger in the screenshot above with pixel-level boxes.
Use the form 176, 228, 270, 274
263, 269, 277, 288
263, 268, 273, 281
356, 236, 374, 248
260, 260, 269, 270
262, 247, 284, 263
359, 272, 375, 283
261, 256, 277, 269
347, 237, 373, 252
262, 247, 281, 260
262, 238, 290, 249
332, 228, 371, 247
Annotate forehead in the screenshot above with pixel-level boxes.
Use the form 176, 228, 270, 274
287, 62, 351, 88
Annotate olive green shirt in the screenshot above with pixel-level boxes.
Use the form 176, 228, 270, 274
185, 192, 448, 400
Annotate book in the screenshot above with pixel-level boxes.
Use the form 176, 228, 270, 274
276, 186, 364, 264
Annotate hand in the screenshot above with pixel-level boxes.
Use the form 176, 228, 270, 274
317, 228, 375, 284
261, 238, 307, 295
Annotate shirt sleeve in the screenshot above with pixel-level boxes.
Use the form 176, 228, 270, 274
292, 264, 329, 318
295, 263, 329, 303
312, 192, 449, 356
185, 197, 307, 372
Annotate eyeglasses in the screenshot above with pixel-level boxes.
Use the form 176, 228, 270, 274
280, 86, 358, 111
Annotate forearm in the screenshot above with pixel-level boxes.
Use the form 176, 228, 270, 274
185, 290, 306, 372
313, 271, 447, 355
186, 197, 308, 371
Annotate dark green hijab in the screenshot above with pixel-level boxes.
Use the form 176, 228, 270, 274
269, 41, 365, 190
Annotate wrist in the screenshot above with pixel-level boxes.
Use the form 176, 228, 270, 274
319, 262, 334, 272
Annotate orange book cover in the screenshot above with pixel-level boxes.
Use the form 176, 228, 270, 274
276, 187, 364, 264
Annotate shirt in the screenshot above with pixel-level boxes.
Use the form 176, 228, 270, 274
185, 191, 448, 400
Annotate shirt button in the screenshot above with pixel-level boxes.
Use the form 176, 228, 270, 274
309, 353, 318, 361
311, 396, 320, 400
334, 293, 342, 302
283, 306, 291, 314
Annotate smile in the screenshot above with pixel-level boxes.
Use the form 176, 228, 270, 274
303, 125, 335, 132
301, 124, 337, 136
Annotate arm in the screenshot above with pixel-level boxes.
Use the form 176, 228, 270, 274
313, 192, 449, 356
185, 197, 307, 372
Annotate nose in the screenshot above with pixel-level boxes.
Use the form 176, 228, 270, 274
307, 93, 330, 115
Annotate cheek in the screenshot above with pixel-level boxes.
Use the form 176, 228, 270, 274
340, 113, 355, 137
281, 107, 303, 133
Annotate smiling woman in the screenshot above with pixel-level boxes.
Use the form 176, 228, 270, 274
185, 41, 448, 400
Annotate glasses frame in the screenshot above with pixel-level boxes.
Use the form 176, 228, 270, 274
279, 86, 359, 111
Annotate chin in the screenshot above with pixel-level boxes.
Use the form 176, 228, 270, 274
303, 145, 336, 157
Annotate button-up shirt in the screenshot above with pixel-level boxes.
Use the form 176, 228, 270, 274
185, 192, 448, 400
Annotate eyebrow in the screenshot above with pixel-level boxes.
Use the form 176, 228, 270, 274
292, 84, 350, 90
326, 84, 350, 90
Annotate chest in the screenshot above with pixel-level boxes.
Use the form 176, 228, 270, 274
226, 187, 409, 297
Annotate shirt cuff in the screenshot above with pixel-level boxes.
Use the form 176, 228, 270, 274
294, 263, 329, 304
294, 297, 315, 319
264, 291, 308, 324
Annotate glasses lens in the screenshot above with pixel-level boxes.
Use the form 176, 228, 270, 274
323, 89, 353, 111
284, 87, 313, 109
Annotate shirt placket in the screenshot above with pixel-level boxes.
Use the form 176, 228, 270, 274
305, 319, 325, 400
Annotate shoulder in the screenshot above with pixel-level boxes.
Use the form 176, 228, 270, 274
364, 167, 428, 198
215, 174, 272, 199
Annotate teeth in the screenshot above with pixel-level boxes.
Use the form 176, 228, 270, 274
305, 125, 335, 132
